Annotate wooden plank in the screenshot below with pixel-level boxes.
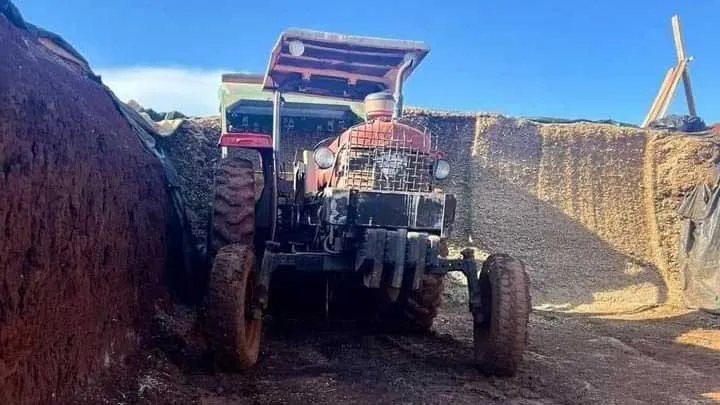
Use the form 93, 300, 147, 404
672, 15, 687, 61
681, 67, 697, 116
672, 15, 698, 116
658, 59, 688, 118
643, 66, 675, 127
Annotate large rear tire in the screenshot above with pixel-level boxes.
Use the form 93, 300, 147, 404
205, 157, 260, 370
205, 244, 262, 370
473, 253, 531, 377
208, 158, 255, 257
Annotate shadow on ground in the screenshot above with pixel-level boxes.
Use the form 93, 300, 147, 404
98, 303, 719, 405
457, 169, 670, 314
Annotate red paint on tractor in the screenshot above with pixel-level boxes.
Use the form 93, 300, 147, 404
316, 119, 431, 189
219, 132, 273, 149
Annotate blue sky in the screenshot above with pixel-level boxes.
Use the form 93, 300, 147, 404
13, 0, 720, 123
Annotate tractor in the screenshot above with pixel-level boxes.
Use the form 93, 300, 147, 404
204, 29, 531, 376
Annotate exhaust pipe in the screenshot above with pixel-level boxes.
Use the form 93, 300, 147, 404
392, 57, 415, 119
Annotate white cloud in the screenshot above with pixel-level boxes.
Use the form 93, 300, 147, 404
96, 66, 241, 117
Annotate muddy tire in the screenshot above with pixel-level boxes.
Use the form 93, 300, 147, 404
205, 244, 262, 370
404, 273, 445, 331
387, 273, 445, 332
208, 158, 255, 258
473, 253, 531, 377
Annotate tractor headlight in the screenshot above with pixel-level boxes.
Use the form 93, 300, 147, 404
313, 146, 335, 169
434, 159, 450, 180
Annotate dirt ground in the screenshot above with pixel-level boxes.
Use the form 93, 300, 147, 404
81, 280, 720, 405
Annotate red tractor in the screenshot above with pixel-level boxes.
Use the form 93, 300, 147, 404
204, 29, 531, 376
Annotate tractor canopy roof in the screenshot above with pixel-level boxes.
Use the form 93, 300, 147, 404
261, 29, 430, 102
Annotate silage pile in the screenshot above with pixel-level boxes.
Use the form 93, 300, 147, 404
465, 114, 717, 312
155, 117, 223, 257
0, 4, 174, 404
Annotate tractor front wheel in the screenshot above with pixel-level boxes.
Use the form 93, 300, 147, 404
205, 244, 262, 370
473, 253, 531, 377
400, 273, 445, 331
380, 273, 445, 332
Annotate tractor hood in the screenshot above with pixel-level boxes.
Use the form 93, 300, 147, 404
262, 29, 429, 102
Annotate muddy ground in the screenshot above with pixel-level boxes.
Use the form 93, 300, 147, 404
82, 284, 720, 405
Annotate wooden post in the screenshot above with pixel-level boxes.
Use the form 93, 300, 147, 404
642, 66, 675, 127
658, 58, 688, 118
641, 14, 699, 127
671, 15, 697, 116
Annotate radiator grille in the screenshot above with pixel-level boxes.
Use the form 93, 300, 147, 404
336, 120, 436, 192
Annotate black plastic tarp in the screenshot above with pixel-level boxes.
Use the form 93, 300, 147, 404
649, 114, 708, 133
678, 179, 720, 314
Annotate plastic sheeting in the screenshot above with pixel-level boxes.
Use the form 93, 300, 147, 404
649, 114, 708, 133
678, 179, 720, 314
522, 116, 638, 127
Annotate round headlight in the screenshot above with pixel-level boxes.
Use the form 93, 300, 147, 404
313, 146, 335, 169
434, 159, 450, 180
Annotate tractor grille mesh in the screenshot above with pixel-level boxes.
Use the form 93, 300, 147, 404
336, 120, 436, 192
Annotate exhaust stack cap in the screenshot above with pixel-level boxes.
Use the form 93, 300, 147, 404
364, 92, 395, 120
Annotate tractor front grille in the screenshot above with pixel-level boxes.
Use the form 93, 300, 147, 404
336, 120, 436, 193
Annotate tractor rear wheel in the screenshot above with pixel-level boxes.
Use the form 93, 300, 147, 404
205, 244, 262, 370
473, 253, 531, 377
208, 158, 255, 258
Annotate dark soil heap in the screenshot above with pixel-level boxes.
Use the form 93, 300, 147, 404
0, 8, 171, 405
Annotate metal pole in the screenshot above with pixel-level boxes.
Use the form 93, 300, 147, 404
392, 58, 414, 120
271, 90, 282, 240
272, 90, 282, 150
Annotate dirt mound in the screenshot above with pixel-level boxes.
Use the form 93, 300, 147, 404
0, 10, 171, 405
156, 117, 222, 256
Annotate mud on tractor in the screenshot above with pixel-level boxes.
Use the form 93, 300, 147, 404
204, 29, 531, 376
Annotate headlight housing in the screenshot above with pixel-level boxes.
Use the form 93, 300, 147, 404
434, 159, 450, 180
313, 146, 335, 169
